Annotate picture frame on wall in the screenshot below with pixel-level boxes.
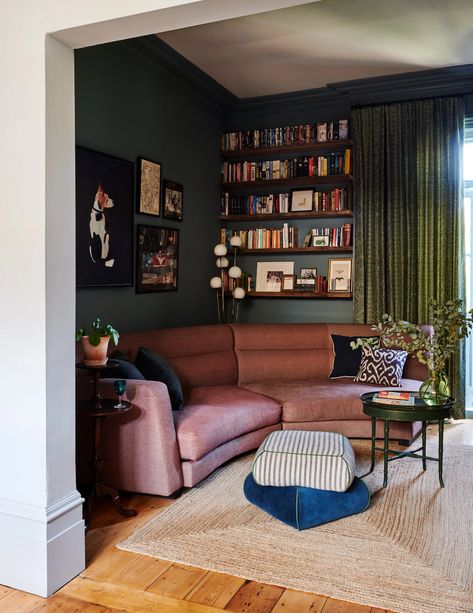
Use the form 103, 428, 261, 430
137, 157, 161, 216
290, 189, 313, 212
255, 261, 294, 292
76, 146, 134, 287
327, 258, 352, 292
163, 180, 183, 221
136, 225, 179, 293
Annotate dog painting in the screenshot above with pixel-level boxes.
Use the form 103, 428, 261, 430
89, 183, 115, 267
76, 147, 133, 287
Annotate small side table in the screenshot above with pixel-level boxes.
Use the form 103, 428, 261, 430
77, 362, 137, 524
360, 392, 454, 488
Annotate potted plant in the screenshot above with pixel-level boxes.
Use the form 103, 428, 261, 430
351, 299, 473, 404
76, 318, 119, 366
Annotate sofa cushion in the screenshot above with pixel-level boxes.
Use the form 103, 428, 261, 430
136, 347, 184, 410
243, 473, 370, 530
355, 347, 408, 387
329, 334, 379, 378
241, 378, 422, 423
101, 357, 145, 380
252, 430, 355, 492
174, 386, 281, 461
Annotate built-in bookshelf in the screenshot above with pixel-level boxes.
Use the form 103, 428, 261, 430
219, 119, 354, 299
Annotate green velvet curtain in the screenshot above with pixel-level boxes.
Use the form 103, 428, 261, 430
353, 97, 465, 417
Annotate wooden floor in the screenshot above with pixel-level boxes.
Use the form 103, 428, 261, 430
2, 420, 472, 613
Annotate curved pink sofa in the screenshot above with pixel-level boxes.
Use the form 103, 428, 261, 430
94, 323, 427, 497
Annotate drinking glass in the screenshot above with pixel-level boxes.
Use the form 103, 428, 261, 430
114, 379, 127, 409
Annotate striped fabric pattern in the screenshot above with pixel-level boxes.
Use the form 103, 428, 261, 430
252, 430, 355, 492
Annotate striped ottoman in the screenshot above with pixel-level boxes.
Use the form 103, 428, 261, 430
252, 430, 356, 493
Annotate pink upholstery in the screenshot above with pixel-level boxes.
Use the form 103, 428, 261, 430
175, 386, 281, 461
181, 424, 281, 487
84, 322, 429, 497
242, 378, 423, 423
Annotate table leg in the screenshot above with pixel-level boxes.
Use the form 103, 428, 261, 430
439, 419, 445, 488
102, 484, 137, 517
383, 420, 390, 488
422, 421, 427, 470
369, 417, 376, 473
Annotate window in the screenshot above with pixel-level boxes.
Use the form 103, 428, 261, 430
464, 118, 473, 411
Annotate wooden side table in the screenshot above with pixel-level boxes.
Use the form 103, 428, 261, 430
77, 362, 137, 524
360, 392, 454, 488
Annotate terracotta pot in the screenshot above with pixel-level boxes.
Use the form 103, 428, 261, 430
81, 336, 110, 366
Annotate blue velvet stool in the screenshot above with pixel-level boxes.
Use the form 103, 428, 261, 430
243, 473, 370, 530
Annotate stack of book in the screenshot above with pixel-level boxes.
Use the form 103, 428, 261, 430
372, 391, 415, 405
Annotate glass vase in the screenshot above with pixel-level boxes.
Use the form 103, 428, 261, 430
419, 370, 450, 405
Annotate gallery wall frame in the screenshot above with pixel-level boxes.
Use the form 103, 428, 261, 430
76, 146, 134, 287
136, 224, 179, 293
163, 179, 183, 221
137, 156, 162, 217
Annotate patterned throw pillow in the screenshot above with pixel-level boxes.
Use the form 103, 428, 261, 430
355, 346, 408, 387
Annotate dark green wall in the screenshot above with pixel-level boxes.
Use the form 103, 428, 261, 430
226, 91, 355, 324
75, 41, 223, 332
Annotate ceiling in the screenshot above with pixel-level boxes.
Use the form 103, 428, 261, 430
157, 0, 473, 98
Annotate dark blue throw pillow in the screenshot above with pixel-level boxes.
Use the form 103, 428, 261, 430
135, 347, 183, 411
101, 357, 145, 380
244, 473, 369, 530
329, 335, 379, 378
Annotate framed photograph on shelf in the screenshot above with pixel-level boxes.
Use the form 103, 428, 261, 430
136, 225, 179, 293
76, 146, 134, 287
290, 190, 313, 212
137, 157, 161, 217
327, 258, 352, 292
313, 235, 330, 247
300, 267, 317, 279
163, 180, 183, 221
256, 261, 294, 292
282, 274, 295, 291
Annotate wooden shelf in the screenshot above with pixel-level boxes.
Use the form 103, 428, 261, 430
220, 210, 353, 222
246, 291, 353, 299
220, 140, 353, 158
239, 246, 352, 255
221, 175, 352, 191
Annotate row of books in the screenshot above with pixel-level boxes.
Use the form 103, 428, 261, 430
219, 188, 351, 216
228, 225, 299, 250
220, 192, 290, 216
303, 224, 353, 248
294, 275, 328, 293
221, 151, 351, 184
372, 391, 415, 406
221, 120, 349, 151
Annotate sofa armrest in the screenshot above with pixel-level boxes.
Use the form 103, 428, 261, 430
99, 379, 183, 496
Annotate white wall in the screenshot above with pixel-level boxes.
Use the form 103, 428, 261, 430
0, 0, 317, 597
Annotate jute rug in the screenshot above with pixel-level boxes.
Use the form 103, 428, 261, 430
119, 426, 473, 613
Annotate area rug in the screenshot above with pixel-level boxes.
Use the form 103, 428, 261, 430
118, 427, 473, 613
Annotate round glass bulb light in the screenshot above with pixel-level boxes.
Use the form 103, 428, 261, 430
228, 266, 242, 279
214, 243, 227, 256
230, 235, 242, 248
233, 287, 245, 299
210, 276, 222, 289
216, 257, 229, 268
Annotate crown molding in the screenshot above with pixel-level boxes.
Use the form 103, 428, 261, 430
233, 87, 347, 114
117, 35, 238, 114
329, 64, 473, 105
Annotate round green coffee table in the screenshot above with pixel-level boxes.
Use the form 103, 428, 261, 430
360, 392, 454, 488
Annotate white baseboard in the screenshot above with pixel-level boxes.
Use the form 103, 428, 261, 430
0, 490, 85, 597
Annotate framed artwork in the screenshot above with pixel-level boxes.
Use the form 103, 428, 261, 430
256, 261, 294, 292
136, 225, 179, 293
313, 235, 330, 247
300, 267, 317, 279
282, 274, 295, 291
327, 258, 352, 292
76, 147, 134, 287
137, 157, 161, 216
290, 190, 313, 212
163, 180, 183, 221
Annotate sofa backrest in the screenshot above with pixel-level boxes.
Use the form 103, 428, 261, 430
115, 324, 237, 388
231, 323, 429, 385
